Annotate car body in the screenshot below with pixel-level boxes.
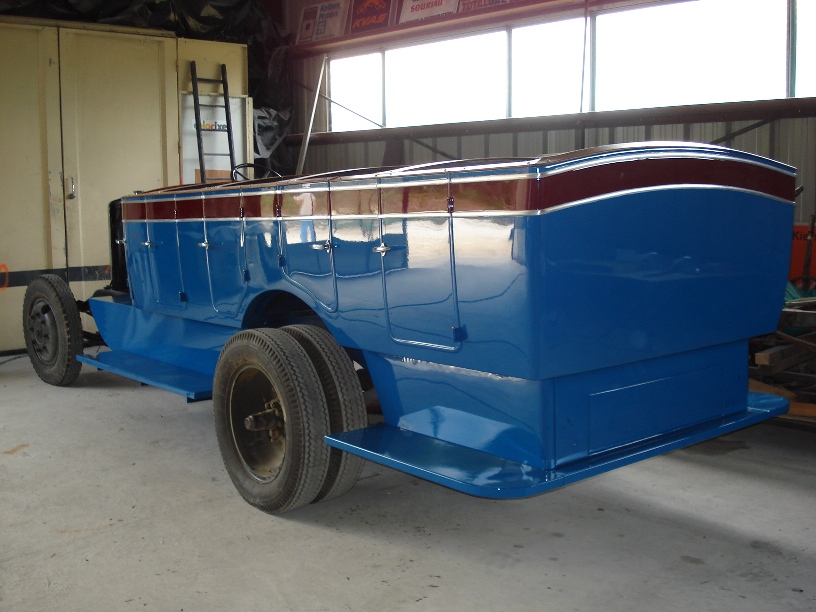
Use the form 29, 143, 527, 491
27, 142, 795, 511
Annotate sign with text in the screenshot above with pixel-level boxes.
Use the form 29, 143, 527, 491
399, 0, 458, 24
350, 0, 394, 34
298, 1, 350, 44
457, 0, 516, 12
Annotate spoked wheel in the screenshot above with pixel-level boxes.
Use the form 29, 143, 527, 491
282, 325, 367, 503
213, 328, 330, 514
22, 274, 83, 386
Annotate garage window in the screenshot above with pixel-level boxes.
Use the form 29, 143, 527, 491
329, 52, 383, 132
511, 18, 588, 118
327, 0, 807, 131
796, 0, 816, 97
384, 32, 508, 128
594, 0, 788, 111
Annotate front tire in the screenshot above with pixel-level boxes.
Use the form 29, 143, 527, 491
212, 328, 331, 514
22, 274, 83, 386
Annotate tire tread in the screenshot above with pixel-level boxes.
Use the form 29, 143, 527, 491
214, 328, 330, 514
22, 274, 83, 386
282, 324, 366, 503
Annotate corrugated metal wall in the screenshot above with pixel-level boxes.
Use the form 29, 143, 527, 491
298, 117, 816, 222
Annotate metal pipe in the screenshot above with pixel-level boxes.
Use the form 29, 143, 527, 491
296, 55, 327, 176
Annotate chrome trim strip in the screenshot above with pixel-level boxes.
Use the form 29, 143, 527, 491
538, 150, 797, 178
328, 214, 380, 220
379, 212, 451, 219
330, 182, 379, 191
447, 171, 534, 185
279, 185, 330, 194
544, 183, 794, 214
377, 177, 450, 188
451, 209, 545, 218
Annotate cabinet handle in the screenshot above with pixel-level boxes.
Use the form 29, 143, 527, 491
67, 177, 76, 200
372, 243, 390, 255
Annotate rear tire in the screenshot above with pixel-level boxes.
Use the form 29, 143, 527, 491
282, 324, 367, 503
22, 274, 83, 386
212, 328, 330, 514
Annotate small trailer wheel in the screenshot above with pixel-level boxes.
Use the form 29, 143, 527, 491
213, 328, 330, 514
282, 325, 367, 503
22, 274, 83, 386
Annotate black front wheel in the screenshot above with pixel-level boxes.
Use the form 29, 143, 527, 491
22, 274, 83, 386
212, 328, 331, 514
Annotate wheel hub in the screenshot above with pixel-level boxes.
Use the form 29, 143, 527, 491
229, 367, 286, 482
27, 298, 58, 365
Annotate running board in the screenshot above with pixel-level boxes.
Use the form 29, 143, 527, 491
326, 392, 788, 499
78, 350, 213, 400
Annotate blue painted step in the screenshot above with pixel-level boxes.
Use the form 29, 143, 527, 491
78, 350, 213, 400
326, 392, 787, 499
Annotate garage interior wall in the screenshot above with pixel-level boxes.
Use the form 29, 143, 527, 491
0, 19, 248, 353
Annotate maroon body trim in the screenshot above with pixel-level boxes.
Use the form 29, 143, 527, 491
175, 199, 203, 220
536, 158, 794, 211
121, 157, 793, 221
203, 196, 241, 219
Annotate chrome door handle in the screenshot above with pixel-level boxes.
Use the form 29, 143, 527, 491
310, 241, 331, 251
141, 240, 154, 248
198, 241, 210, 249
373, 243, 391, 255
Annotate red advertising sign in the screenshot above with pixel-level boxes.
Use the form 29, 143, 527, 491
350, 0, 394, 33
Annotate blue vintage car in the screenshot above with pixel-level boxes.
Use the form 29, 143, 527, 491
23, 142, 794, 514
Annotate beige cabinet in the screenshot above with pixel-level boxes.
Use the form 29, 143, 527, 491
0, 19, 249, 351
58, 28, 179, 302
0, 24, 66, 351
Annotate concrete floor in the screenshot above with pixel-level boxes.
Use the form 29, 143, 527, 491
1, 354, 815, 612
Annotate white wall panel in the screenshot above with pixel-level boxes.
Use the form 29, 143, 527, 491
406, 139, 436, 164
785, 118, 815, 222
367, 140, 387, 168
460, 134, 486, 159
547, 129, 578, 154
689, 123, 725, 145
517, 132, 544, 157
653, 124, 685, 141
612, 126, 645, 143
436, 137, 459, 161
487, 133, 514, 158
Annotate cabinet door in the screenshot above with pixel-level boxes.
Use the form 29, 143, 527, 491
58, 29, 179, 301
0, 24, 64, 351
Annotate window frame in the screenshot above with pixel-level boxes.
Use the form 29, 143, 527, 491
325, 0, 805, 132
